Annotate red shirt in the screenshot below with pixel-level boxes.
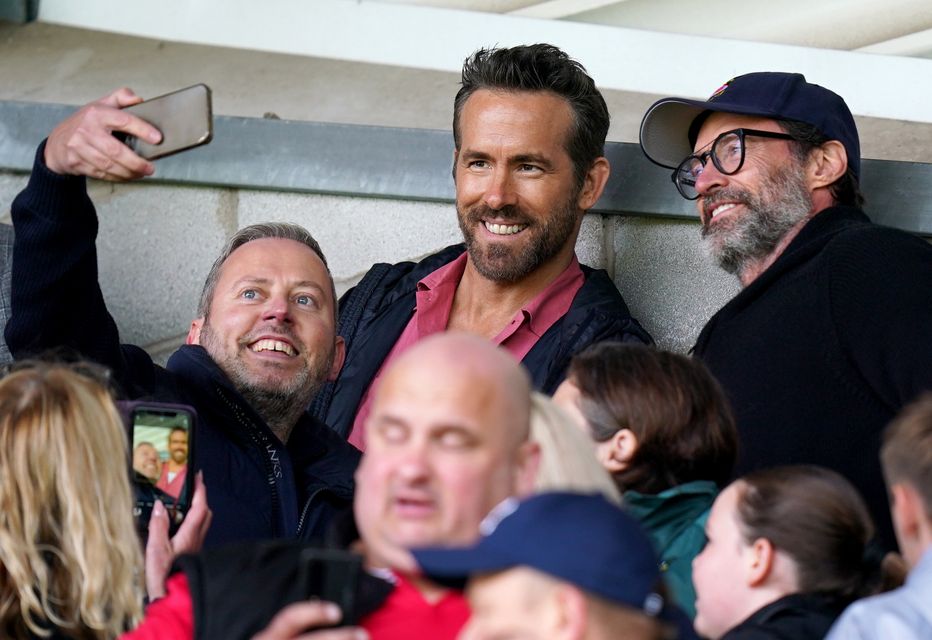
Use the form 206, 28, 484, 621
121, 570, 468, 640
348, 252, 584, 449
121, 573, 194, 640
361, 571, 469, 640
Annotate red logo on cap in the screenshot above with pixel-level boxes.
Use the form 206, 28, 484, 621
710, 79, 734, 99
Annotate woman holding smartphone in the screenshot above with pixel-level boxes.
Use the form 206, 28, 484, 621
0, 362, 209, 639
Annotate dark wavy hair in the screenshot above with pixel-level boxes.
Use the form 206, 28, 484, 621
453, 43, 609, 189
567, 343, 737, 494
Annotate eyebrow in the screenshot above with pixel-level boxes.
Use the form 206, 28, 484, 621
460, 149, 556, 170
229, 277, 326, 294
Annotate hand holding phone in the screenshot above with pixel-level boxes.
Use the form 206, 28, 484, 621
116, 84, 213, 160
144, 471, 212, 601
43, 87, 162, 180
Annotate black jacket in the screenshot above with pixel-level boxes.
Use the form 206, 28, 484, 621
694, 206, 932, 550
175, 514, 392, 640
312, 244, 652, 437
722, 593, 846, 640
6, 143, 361, 547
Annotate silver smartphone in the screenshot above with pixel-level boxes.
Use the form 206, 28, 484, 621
118, 84, 213, 160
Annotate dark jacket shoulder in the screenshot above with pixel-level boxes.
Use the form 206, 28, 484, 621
723, 593, 846, 640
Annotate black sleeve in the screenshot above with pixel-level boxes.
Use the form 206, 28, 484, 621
6, 141, 131, 381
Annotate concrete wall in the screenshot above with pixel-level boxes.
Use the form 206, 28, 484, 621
0, 168, 739, 361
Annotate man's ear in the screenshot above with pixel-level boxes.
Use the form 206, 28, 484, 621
746, 537, 776, 587
451, 149, 460, 183
597, 428, 638, 473
891, 483, 922, 541
514, 439, 542, 498
327, 336, 346, 381
806, 140, 847, 191
186, 318, 204, 345
576, 157, 610, 211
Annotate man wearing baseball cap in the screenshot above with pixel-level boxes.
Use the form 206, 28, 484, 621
639, 72, 932, 550
414, 492, 695, 640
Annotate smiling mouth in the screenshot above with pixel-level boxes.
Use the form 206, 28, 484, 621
702, 201, 743, 226
484, 221, 527, 236
249, 339, 297, 357
711, 203, 738, 219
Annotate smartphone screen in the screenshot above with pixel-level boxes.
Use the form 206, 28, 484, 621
128, 403, 196, 539
118, 84, 213, 160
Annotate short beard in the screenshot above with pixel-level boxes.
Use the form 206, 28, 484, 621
198, 320, 332, 443
457, 191, 580, 284
700, 161, 813, 279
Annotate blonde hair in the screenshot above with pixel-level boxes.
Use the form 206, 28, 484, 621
530, 392, 621, 504
0, 364, 144, 638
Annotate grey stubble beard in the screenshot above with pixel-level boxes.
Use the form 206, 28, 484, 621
700, 160, 813, 281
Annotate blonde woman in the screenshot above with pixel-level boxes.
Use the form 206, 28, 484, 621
0, 363, 210, 639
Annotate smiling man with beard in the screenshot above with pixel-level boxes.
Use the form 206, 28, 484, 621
313, 44, 651, 447
639, 72, 932, 550
6, 91, 361, 546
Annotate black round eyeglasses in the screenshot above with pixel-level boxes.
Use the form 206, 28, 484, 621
673, 128, 797, 200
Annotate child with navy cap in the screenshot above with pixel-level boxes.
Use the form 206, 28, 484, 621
414, 492, 697, 640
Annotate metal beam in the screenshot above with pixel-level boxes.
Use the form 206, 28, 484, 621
2, 99, 931, 235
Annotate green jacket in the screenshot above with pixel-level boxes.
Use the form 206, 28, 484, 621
623, 480, 718, 620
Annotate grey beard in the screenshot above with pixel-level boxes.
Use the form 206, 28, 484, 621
237, 383, 319, 444
198, 320, 330, 443
701, 162, 813, 278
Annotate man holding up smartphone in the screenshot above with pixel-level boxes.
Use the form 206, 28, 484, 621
6, 88, 361, 547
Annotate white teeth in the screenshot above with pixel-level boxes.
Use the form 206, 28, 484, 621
250, 339, 296, 356
711, 203, 737, 219
484, 221, 526, 235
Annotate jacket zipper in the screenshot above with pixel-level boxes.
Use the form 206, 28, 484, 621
216, 386, 283, 536
296, 487, 326, 538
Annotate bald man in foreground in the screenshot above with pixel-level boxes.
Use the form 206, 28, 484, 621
125, 333, 540, 640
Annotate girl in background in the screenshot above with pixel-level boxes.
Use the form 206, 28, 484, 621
693, 465, 883, 639
554, 343, 737, 618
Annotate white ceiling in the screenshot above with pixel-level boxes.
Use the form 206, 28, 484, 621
380, 0, 932, 58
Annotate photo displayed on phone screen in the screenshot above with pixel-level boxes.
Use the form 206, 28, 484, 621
129, 404, 195, 536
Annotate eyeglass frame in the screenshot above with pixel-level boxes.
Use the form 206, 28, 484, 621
671, 128, 799, 200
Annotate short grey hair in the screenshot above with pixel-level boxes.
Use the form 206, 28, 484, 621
197, 222, 337, 323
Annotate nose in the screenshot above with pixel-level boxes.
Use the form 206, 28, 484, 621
395, 439, 432, 483
693, 159, 728, 199
482, 167, 518, 211
261, 293, 292, 324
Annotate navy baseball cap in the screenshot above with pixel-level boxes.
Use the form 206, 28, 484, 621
639, 72, 860, 180
413, 492, 664, 614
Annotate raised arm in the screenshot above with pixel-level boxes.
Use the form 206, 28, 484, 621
5, 89, 162, 376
